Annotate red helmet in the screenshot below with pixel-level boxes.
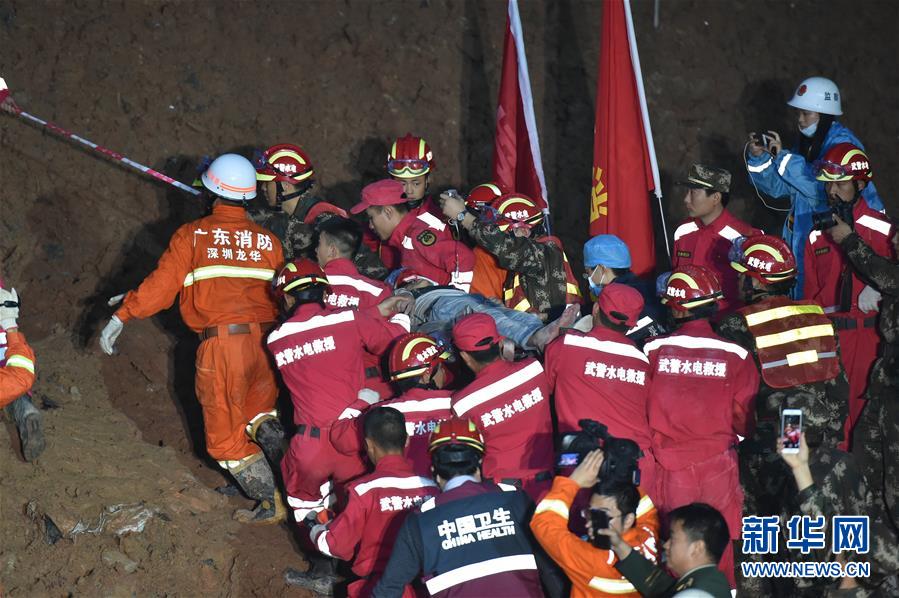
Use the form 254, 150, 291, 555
494, 193, 544, 232
271, 258, 329, 300
466, 182, 509, 210
729, 234, 797, 284
428, 417, 485, 455
660, 264, 723, 310
388, 333, 451, 382
254, 143, 315, 188
814, 143, 872, 182
387, 134, 434, 179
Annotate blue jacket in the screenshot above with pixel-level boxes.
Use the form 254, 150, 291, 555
746, 121, 883, 297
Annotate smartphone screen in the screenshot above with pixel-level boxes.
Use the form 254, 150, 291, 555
589, 509, 611, 549
781, 409, 802, 453
557, 452, 580, 468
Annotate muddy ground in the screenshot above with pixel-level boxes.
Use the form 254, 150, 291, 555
1, 0, 897, 595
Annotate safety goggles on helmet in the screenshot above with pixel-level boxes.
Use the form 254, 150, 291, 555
729, 235, 797, 283
388, 333, 452, 381
387, 158, 430, 177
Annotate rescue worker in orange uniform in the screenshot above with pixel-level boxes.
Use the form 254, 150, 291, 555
0, 287, 36, 407
646, 265, 759, 587
802, 143, 894, 447
440, 191, 582, 321
99, 153, 286, 524
531, 449, 660, 598
331, 332, 454, 477
353, 179, 475, 292
672, 164, 761, 315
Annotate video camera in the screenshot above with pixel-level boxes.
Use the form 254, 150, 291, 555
812, 201, 854, 231
557, 419, 643, 488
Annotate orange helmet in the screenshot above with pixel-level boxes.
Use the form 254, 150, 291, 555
729, 234, 797, 284
814, 143, 872, 183
387, 134, 434, 179
388, 333, 451, 382
494, 193, 544, 232
271, 259, 329, 300
255, 143, 315, 187
428, 417, 485, 455
466, 182, 509, 210
660, 265, 723, 310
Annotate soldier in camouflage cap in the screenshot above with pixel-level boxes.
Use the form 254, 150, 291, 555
677, 163, 733, 194
828, 216, 899, 541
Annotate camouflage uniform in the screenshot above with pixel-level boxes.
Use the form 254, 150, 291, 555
467, 220, 579, 321
248, 207, 388, 280
717, 305, 850, 596
841, 233, 899, 535
789, 448, 897, 597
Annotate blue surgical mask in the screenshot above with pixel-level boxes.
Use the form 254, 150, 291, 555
799, 121, 818, 138
588, 266, 607, 296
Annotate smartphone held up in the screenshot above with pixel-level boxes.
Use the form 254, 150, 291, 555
781, 409, 802, 454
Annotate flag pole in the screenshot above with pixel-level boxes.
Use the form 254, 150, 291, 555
623, 0, 670, 259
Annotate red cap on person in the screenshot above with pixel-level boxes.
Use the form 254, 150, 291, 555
303, 201, 348, 224
452, 313, 501, 352
350, 179, 407, 214
596, 283, 644, 327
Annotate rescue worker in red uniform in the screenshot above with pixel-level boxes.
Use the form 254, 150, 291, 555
463, 182, 510, 301
0, 287, 36, 407
99, 154, 286, 523
266, 259, 410, 524
353, 179, 475, 292
545, 284, 657, 497
374, 418, 549, 597
672, 164, 761, 315
802, 143, 894, 447
645, 265, 759, 587
290, 407, 440, 596
362, 134, 450, 270
450, 313, 554, 500
440, 191, 582, 321
315, 216, 394, 399
331, 332, 454, 477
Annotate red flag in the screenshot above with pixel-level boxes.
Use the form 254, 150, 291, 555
590, 0, 662, 275
492, 0, 548, 213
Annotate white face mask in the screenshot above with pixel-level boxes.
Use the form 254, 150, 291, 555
799, 121, 818, 138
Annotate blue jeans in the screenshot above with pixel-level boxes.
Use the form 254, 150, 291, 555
416, 291, 543, 349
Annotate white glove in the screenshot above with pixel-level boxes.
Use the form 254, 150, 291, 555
858, 285, 882, 313
0, 288, 19, 330
357, 388, 380, 405
309, 523, 327, 543
100, 315, 124, 355
107, 293, 125, 307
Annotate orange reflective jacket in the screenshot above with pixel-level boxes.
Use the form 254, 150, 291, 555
116, 204, 283, 332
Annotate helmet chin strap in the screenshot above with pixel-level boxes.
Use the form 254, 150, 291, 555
276, 181, 307, 204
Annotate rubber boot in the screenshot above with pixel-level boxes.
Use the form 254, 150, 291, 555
284, 555, 340, 595
528, 304, 580, 352
6, 395, 45, 461
229, 453, 287, 525
245, 411, 285, 467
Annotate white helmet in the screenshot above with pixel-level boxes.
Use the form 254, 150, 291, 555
201, 153, 257, 201
786, 76, 843, 116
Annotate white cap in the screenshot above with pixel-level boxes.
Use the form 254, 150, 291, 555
786, 76, 843, 116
